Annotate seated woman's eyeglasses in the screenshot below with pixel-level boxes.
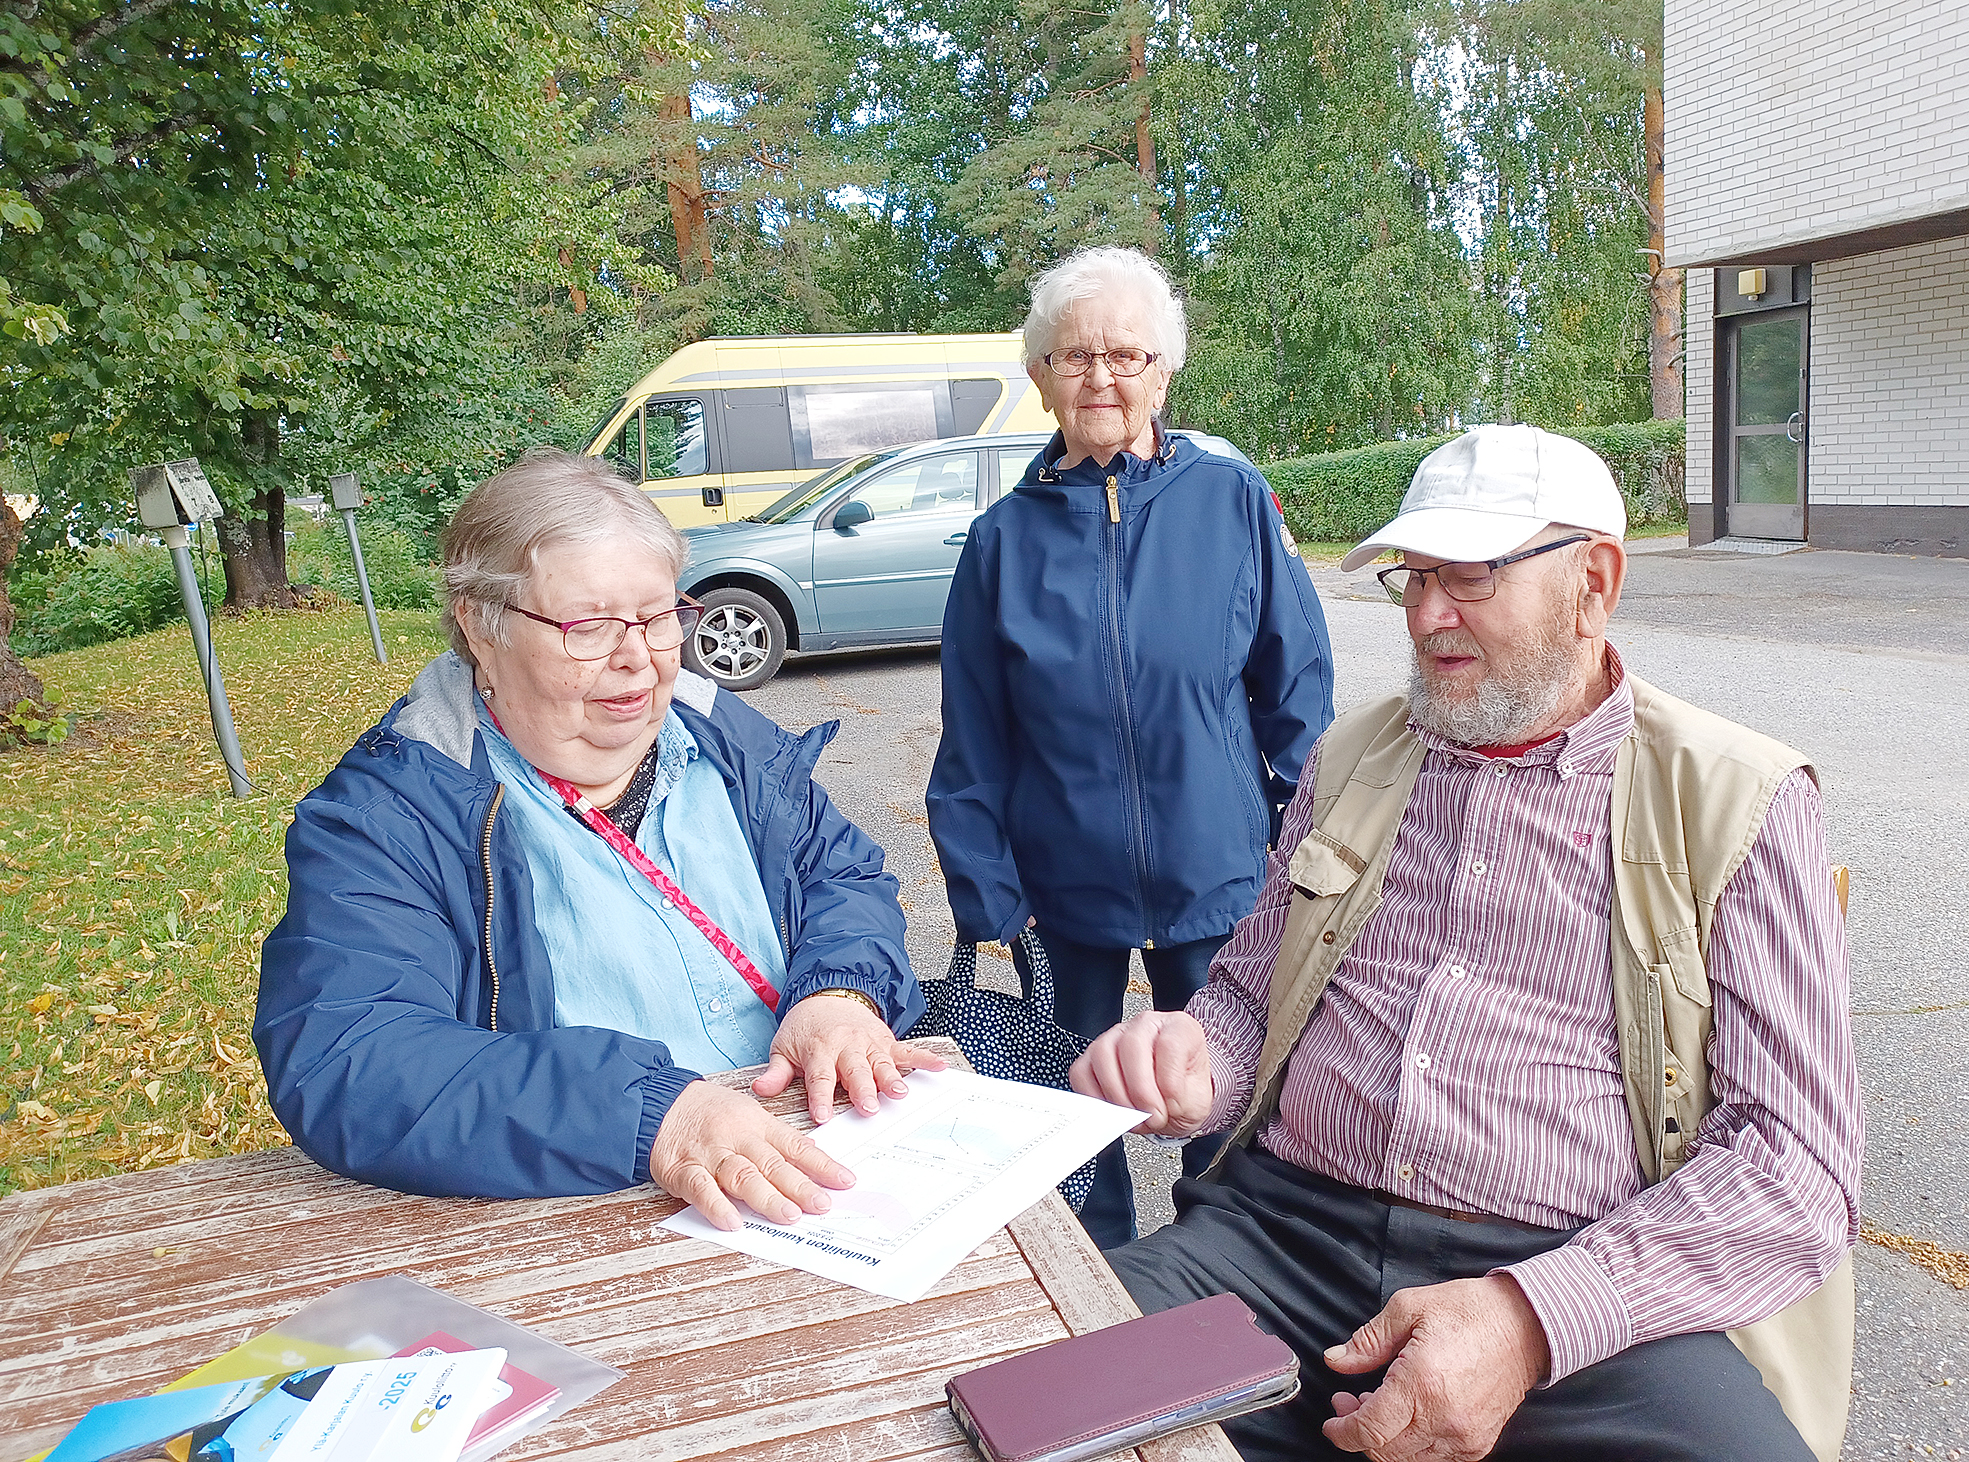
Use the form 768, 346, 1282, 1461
508, 596, 706, 660
1376, 534, 1590, 605
1043, 347, 1160, 378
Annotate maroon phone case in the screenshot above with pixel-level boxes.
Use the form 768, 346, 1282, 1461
945, 1292, 1299, 1462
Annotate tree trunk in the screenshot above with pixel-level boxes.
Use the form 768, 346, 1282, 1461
1644, 84, 1685, 419
659, 88, 713, 283
1167, 0, 1186, 261
217, 411, 299, 611
0, 497, 48, 713
216, 494, 298, 610
1128, 32, 1159, 255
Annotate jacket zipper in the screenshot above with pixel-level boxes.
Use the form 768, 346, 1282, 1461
480, 784, 506, 1031
1103, 474, 1154, 946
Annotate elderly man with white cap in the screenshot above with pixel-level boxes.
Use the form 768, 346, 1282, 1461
1071, 425, 1861, 1462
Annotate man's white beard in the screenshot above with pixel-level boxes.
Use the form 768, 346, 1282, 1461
1406, 593, 1578, 747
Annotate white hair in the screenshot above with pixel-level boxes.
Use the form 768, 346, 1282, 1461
1022, 246, 1188, 371
441, 447, 689, 665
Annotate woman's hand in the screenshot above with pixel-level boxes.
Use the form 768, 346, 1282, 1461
752, 993, 949, 1125
649, 1079, 854, 1231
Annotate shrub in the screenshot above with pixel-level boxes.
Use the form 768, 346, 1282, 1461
8, 545, 218, 656
287, 518, 440, 611
1261, 419, 1687, 545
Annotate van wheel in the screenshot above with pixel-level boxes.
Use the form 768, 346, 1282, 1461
684, 587, 787, 691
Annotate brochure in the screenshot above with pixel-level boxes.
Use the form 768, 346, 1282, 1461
34, 1278, 621, 1462
43, 1353, 504, 1462
391, 1333, 559, 1461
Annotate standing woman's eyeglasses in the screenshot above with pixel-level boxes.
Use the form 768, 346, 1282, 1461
507, 595, 706, 660
1043, 348, 1160, 378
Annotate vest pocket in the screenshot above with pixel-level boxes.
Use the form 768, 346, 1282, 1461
1657, 923, 1712, 1008
1288, 831, 1365, 899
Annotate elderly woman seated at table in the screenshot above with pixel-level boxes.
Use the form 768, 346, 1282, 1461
255, 448, 940, 1226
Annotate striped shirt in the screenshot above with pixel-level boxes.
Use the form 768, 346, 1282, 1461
1190, 661, 1862, 1382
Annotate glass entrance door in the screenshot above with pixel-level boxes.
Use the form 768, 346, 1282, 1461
1725, 309, 1808, 540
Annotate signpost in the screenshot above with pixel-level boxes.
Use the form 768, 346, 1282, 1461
130, 460, 253, 798
328, 472, 387, 664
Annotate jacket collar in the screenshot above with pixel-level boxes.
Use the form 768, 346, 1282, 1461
1020, 422, 1193, 514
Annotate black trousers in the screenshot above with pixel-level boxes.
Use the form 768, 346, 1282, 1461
1105, 1147, 1815, 1462
1012, 925, 1230, 1248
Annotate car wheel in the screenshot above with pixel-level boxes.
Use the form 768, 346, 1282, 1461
683, 587, 787, 691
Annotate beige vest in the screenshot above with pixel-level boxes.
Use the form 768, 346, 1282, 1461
1213, 675, 1853, 1462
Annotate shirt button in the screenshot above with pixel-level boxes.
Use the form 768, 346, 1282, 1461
1449, 964, 1467, 980
1492, 762, 1508, 777
1398, 1163, 1415, 1183
1414, 1052, 1431, 1070
1470, 860, 1487, 876
661, 896, 676, 911
707, 998, 723, 1013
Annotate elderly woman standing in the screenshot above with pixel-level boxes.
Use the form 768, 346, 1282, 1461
257, 448, 939, 1224
927, 246, 1335, 1247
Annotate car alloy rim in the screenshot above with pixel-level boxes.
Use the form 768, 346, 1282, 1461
694, 604, 771, 679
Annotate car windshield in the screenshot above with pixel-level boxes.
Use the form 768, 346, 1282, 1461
748, 451, 899, 523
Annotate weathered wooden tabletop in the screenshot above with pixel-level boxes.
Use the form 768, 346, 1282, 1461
0, 1047, 1238, 1462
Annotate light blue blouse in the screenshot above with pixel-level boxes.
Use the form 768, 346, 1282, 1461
479, 707, 786, 1072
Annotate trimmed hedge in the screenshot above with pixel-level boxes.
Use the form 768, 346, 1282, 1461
1261, 419, 1686, 545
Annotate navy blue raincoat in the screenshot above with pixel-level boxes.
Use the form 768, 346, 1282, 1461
256, 654, 923, 1198
928, 431, 1335, 950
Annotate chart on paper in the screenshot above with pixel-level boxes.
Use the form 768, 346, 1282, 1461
661, 1069, 1144, 1300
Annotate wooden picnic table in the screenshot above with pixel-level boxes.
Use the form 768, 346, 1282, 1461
0, 1041, 1239, 1462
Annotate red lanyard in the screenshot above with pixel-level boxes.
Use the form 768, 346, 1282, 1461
489, 713, 779, 1013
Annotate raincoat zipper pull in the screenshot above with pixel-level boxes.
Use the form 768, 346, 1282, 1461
1106, 475, 1120, 524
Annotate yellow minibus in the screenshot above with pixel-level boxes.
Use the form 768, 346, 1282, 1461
579, 333, 1055, 526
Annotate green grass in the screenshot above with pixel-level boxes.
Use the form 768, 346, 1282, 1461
0, 606, 450, 1193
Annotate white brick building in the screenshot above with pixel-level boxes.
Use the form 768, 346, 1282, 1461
1667, 0, 1969, 555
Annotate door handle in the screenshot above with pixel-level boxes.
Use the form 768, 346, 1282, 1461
944, 532, 968, 545
1786, 412, 1804, 444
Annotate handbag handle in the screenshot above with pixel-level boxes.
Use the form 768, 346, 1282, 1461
1014, 926, 1059, 1013
944, 928, 1058, 1012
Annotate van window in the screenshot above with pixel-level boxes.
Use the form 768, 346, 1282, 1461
721, 388, 796, 473
951, 378, 1004, 434
646, 398, 708, 479
602, 405, 644, 479
804, 384, 941, 462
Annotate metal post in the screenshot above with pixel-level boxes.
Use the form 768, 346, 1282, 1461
162, 524, 253, 798
340, 507, 388, 664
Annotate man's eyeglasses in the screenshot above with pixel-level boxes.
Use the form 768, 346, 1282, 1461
1043, 347, 1160, 379
508, 596, 706, 660
1376, 534, 1590, 606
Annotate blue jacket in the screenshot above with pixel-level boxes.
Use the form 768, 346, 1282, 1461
928, 431, 1335, 949
255, 654, 924, 1199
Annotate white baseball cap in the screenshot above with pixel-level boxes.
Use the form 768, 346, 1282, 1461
1338, 425, 1627, 572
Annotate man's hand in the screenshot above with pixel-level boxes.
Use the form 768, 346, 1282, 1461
1322, 1274, 1550, 1460
752, 993, 948, 1125
1068, 1010, 1214, 1137
649, 1079, 855, 1231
